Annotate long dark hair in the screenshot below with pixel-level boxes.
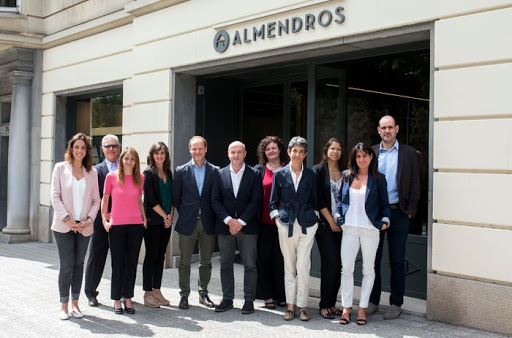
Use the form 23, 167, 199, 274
256, 136, 287, 165
147, 141, 173, 179
346, 142, 380, 181
117, 147, 142, 187
64, 133, 93, 172
321, 138, 345, 170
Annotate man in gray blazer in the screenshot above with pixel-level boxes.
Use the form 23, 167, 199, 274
173, 136, 217, 310
84, 134, 119, 307
211, 141, 262, 314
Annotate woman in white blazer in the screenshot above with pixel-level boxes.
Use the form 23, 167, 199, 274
51, 133, 100, 320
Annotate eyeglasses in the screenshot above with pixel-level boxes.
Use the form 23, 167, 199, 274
103, 144, 119, 149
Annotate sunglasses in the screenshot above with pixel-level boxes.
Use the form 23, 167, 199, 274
103, 144, 119, 149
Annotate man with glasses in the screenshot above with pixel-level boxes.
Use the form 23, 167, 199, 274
84, 134, 120, 307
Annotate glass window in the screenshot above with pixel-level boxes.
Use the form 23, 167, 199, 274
1, 102, 11, 124
74, 94, 123, 164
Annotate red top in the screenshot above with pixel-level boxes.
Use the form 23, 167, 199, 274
260, 167, 275, 225
104, 173, 144, 226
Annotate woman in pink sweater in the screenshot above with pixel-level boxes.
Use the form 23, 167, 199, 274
101, 146, 147, 315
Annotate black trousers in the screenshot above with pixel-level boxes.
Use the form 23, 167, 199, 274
84, 223, 109, 299
315, 222, 342, 309
109, 224, 144, 300
256, 223, 285, 302
142, 224, 172, 291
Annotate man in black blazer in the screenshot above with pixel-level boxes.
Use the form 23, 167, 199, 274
368, 115, 420, 319
173, 136, 217, 310
84, 134, 120, 307
211, 141, 262, 314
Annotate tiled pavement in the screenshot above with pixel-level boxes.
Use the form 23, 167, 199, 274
0, 242, 507, 338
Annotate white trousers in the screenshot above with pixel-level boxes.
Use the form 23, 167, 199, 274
340, 226, 380, 308
277, 220, 318, 308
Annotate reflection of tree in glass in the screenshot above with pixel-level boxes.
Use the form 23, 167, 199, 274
91, 95, 122, 128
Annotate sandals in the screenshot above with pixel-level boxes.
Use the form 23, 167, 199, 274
319, 309, 335, 319
356, 318, 368, 325
339, 308, 352, 325
264, 301, 276, 309
330, 308, 342, 316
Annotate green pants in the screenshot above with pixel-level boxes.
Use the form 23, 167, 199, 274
178, 218, 216, 297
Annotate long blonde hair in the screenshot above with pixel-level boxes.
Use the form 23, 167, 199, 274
117, 147, 142, 187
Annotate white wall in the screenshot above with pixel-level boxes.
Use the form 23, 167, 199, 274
432, 7, 512, 284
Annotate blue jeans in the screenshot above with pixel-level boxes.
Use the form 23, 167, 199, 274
53, 230, 91, 303
370, 207, 409, 307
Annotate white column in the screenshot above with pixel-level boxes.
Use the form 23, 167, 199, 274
1, 71, 33, 243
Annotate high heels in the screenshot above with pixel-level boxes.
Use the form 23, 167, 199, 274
124, 299, 135, 314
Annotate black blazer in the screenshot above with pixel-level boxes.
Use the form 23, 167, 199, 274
172, 159, 217, 236
143, 167, 173, 227
336, 171, 390, 230
211, 164, 262, 235
373, 142, 420, 216
269, 164, 318, 237
312, 162, 339, 230
93, 160, 110, 231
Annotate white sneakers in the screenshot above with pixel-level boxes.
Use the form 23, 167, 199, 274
59, 309, 84, 320
59, 311, 70, 320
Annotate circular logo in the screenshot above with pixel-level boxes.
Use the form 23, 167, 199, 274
213, 30, 230, 53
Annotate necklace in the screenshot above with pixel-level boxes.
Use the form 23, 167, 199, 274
266, 162, 281, 171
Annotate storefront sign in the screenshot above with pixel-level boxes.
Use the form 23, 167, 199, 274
214, 6, 345, 53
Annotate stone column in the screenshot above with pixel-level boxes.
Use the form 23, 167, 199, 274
1, 71, 33, 243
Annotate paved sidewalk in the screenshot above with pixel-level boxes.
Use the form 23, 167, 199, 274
0, 242, 507, 338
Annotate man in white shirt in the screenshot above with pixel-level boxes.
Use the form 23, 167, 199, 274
211, 141, 262, 314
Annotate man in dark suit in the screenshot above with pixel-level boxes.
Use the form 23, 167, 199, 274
84, 134, 120, 307
368, 115, 420, 319
173, 136, 217, 310
211, 141, 262, 314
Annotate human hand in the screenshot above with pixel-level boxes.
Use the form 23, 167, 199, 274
381, 224, 388, 230
103, 221, 111, 232
329, 219, 342, 232
228, 219, 242, 234
274, 218, 280, 226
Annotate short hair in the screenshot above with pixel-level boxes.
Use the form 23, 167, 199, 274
147, 141, 172, 179
117, 147, 142, 187
228, 141, 246, 152
256, 136, 287, 165
188, 135, 208, 149
321, 138, 345, 170
101, 134, 120, 147
64, 133, 93, 172
346, 142, 380, 181
288, 136, 308, 152
378, 115, 397, 127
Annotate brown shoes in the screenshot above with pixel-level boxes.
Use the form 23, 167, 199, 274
152, 289, 170, 306
283, 308, 295, 321
299, 308, 310, 321
144, 293, 160, 308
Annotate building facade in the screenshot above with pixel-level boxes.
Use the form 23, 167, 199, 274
0, 0, 511, 334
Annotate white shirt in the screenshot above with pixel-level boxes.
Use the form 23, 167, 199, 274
223, 163, 247, 226
72, 176, 86, 221
344, 186, 376, 230
291, 164, 304, 192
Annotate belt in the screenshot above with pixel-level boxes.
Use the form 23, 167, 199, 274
389, 203, 399, 209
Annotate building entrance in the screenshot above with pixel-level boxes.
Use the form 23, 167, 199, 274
197, 47, 429, 300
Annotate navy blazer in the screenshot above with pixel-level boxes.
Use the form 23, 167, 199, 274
269, 164, 318, 237
172, 159, 217, 236
93, 160, 110, 231
211, 164, 262, 235
335, 171, 391, 230
143, 167, 173, 227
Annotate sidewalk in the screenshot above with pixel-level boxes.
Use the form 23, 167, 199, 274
0, 242, 506, 338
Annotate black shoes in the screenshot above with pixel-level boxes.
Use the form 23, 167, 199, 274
241, 301, 254, 314
123, 299, 135, 314
214, 299, 233, 312
88, 296, 99, 307
179, 296, 189, 310
199, 295, 215, 308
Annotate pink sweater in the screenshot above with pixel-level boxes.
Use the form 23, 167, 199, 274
104, 172, 145, 226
